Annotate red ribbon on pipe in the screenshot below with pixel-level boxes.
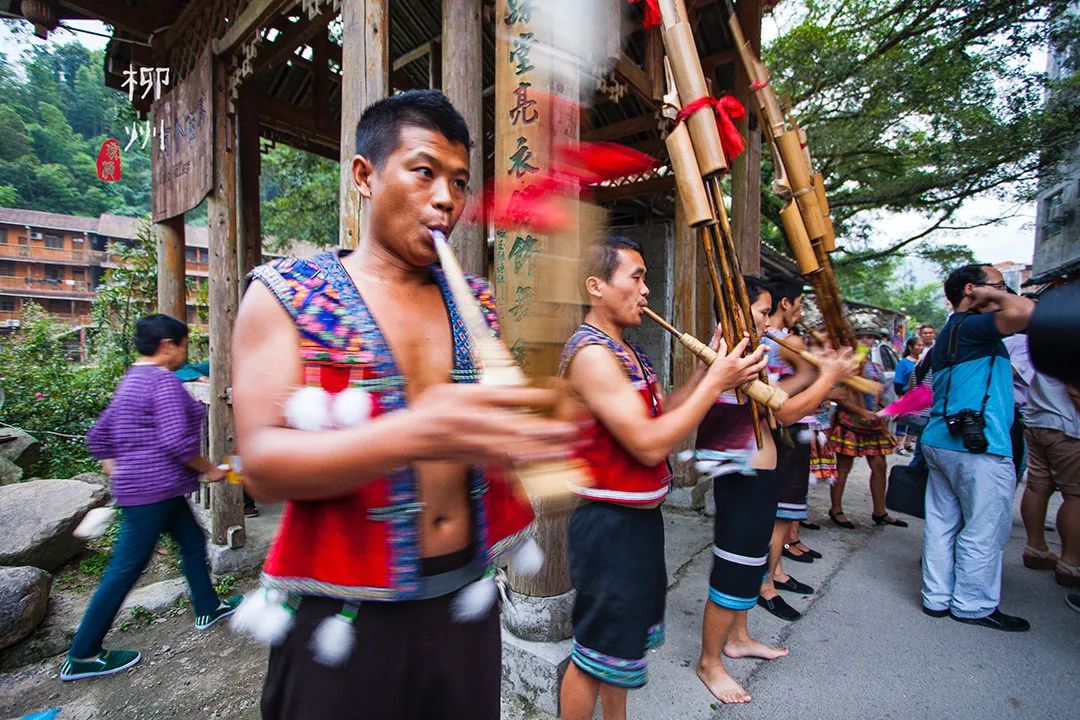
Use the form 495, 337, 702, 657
674, 95, 748, 161
627, 0, 662, 29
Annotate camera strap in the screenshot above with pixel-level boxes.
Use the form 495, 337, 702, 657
941, 313, 995, 420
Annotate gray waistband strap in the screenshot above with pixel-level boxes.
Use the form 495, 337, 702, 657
416, 561, 486, 599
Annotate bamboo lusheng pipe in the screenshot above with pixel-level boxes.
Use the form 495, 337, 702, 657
661, 57, 767, 445
663, 61, 713, 227
766, 333, 883, 396
432, 231, 589, 504
658, 0, 728, 176
722, 0, 856, 351
813, 172, 837, 253
642, 307, 787, 411
706, 178, 778, 435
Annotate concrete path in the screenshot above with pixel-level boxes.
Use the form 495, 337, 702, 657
617, 457, 1079, 720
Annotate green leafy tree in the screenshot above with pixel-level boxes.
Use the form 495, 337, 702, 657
0, 39, 152, 217
260, 145, 339, 250
91, 218, 159, 373
0, 304, 118, 477
763, 0, 1080, 267
894, 282, 950, 331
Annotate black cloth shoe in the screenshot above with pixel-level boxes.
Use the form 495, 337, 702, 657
774, 575, 814, 595
782, 544, 814, 563
922, 606, 949, 618
950, 608, 1030, 632
872, 513, 908, 528
757, 594, 801, 621
800, 520, 821, 531
829, 510, 856, 529
243, 503, 259, 518
793, 543, 823, 559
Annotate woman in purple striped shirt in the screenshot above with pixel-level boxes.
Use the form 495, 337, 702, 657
61, 314, 242, 682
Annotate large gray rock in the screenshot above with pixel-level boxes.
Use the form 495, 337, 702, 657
0, 455, 22, 486
69, 471, 109, 489
120, 578, 189, 619
0, 566, 52, 650
0, 479, 109, 571
0, 427, 41, 475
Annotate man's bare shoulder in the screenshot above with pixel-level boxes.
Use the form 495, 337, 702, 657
567, 344, 629, 389
234, 282, 298, 352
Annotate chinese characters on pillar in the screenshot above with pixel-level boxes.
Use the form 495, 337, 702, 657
495, 0, 544, 369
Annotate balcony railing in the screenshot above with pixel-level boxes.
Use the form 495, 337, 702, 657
0, 308, 92, 324
0, 244, 109, 265
0, 275, 94, 296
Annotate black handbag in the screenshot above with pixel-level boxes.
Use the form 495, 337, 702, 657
886, 463, 929, 519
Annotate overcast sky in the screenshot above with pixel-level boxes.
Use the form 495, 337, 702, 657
1, 17, 1041, 268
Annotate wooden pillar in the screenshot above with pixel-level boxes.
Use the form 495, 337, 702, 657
156, 215, 186, 320
237, 87, 262, 299
730, 0, 763, 276
442, 0, 485, 276
671, 192, 699, 487
339, 0, 389, 249
494, 0, 582, 623
207, 59, 244, 547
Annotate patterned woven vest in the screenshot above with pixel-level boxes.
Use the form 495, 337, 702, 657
249, 251, 534, 602
558, 323, 672, 505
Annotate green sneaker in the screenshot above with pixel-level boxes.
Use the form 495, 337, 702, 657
195, 594, 243, 630
60, 649, 141, 681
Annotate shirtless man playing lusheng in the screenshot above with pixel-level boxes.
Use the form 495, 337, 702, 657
232, 89, 574, 720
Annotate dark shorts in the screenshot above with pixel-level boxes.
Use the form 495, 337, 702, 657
709, 467, 780, 609
568, 501, 666, 689
776, 424, 812, 520
261, 551, 500, 720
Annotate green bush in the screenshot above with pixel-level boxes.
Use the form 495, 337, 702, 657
0, 304, 121, 477
0, 218, 177, 478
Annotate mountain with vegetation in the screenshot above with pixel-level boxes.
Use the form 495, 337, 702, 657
0, 42, 149, 216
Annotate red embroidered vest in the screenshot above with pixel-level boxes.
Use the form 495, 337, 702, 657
559, 323, 672, 505
249, 252, 534, 601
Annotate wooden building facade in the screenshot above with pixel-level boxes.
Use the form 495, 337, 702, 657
26, 0, 776, 607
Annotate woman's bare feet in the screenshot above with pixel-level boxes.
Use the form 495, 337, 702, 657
697, 659, 752, 704
723, 637, 789, 660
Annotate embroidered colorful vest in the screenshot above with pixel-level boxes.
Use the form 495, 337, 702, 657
249, 251, 534, 602
558, 323, 671, 505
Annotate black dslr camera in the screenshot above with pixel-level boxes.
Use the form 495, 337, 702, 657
945, 409, 989, 454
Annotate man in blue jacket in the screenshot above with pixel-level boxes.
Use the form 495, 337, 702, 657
920, 264, 1034, 631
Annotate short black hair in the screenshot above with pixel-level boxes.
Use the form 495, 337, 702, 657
768, 278, 803, 314
355, 89, 471, 169
585, 235, 644, 283
135, 314, 188, 356
744, 275, 771, 305
918, 323, 935, 332
943, 263, 991, 306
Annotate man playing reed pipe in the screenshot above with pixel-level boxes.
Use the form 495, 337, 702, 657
231, 89, 576, 720
693, 277, 858, 704
557, 236, 766, 720
754, 278, 825, 622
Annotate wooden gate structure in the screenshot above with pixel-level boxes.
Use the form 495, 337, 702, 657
32, 0, 769, 611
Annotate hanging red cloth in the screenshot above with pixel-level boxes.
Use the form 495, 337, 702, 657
674, 95, 748, 161
627, 0, 662, 29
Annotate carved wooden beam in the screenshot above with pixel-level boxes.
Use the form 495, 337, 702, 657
216, 0, 297, 57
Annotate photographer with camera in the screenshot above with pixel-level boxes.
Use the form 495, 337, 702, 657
920, 264, 1035, 632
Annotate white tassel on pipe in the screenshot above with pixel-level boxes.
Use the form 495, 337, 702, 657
73, 506, 117, 540
331, 388, 372, 428
453, 572, 498, 622
284, 387, 332, 431
230, 589, 295, 646
508, 537, 544, 577
311, 606, 358, 667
